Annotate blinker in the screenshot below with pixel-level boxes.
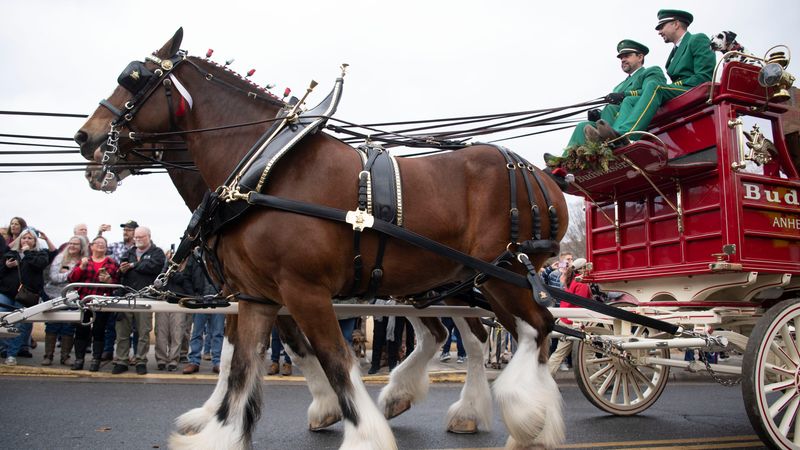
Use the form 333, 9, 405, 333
118, 61, 155, 95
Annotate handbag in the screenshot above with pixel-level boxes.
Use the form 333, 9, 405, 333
15, 284, 39, 308
14, 264, 39, 308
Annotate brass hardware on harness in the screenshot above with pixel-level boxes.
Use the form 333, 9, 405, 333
346, 209, 375, 231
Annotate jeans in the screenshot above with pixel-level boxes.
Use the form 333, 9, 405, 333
103, 313, 117, 354
189, 314, 224, 366
270, 325, 292, 364
44, 322, 76, 336
0, 293, 33, 357
338, 318, 357, 347
441, 317, 466, 358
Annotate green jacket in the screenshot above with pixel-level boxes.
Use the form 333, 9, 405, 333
613, 66, 667, 98
665, 31, 715, 88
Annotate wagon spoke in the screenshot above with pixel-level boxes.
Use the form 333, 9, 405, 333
780, 323, 800, 362
769, 390, 798, 419
597, 367, 617, 396
764, 379, 796, 393
610, 372, 622, 403
770, 340, 798, 369
765, 362, 795, 378
795, 407, 800, 446
778, 395, 800, 437
586, 356, 612, 365
629, 365, 657, 392
589, 362, 614, 383
629, 373, 645, 402
621, 373, 631, 405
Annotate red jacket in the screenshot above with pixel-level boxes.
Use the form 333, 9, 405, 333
67, 257, 120, 300
559, 280, 591, 326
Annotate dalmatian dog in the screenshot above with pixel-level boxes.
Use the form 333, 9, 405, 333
710, 31, 757, 63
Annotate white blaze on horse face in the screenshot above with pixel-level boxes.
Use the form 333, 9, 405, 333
447, 317, 492, 431
492, 319, 564, 449
341, 365, 397, 450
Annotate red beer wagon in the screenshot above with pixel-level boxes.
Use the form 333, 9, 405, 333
562, 50, 800, 448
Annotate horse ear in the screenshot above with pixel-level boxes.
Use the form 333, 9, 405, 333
156, 27, 184, 58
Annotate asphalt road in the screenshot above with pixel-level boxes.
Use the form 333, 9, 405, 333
0, 377, 764, 449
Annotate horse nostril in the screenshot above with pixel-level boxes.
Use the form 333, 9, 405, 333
74, 130, 88, 145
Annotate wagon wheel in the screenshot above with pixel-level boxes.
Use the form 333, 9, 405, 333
572, 313, 670, 416
742, 297, 800, 449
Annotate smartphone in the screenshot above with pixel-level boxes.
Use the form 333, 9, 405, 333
558, 261, 567, 269
170, 243, 176, 252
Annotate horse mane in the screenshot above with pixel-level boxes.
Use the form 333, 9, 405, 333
187, 55, 286, 104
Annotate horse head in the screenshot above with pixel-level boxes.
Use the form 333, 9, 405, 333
75, 28, 184, 161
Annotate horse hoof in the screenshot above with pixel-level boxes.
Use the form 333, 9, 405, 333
384, 398, 412, 419
309, 414, 341, 431
447, 417, 478, 434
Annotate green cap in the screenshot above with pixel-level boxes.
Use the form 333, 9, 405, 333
617, 39, 649, 57
655, 9, 693, 30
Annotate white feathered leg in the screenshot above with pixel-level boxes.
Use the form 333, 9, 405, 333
174, 337, 234, 434
446, 317, 492, 433
341, 365, 398, 450
281, 344, 343, 430
378, 317, 442, 419
493, 319, 564, 449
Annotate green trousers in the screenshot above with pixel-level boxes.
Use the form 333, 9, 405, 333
612, 82, 691, 135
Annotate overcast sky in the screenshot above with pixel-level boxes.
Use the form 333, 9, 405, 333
1, 0, 798, 247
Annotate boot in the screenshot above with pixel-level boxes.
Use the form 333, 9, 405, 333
89, 340, 103, 372
41, 333, 57, 366
60, 335, 74, 366
71, 339, 88, 371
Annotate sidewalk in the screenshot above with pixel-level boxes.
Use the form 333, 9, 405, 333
0, 330, 728, 384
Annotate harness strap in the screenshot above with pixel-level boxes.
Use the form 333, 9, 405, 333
509, 152, 542, 241
494, 147, 519, 244
243, 191, 681, 335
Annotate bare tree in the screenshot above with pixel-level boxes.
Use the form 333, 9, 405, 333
560, 196, 586, 258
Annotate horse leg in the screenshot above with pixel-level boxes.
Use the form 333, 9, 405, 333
174, 338, 236, 434
483, 282, 564, 449
378, 316, 447, 420
170, 302, 275, 450
445, 316, 492, 434
275, 315, 343, 430
282, 282, 396, 450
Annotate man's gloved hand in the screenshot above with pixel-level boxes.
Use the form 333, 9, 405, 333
587, 109, 601, 122
605, 92, 625, 105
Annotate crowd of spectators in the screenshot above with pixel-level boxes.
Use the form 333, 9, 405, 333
0, 215, 600, 378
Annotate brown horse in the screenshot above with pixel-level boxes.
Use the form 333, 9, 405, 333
84, 135, 503, 436
75, 29, 568, 449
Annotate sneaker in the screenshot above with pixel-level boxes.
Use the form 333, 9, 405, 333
157, 363, 166, 371
167, 364, 178, 372
100, 351, 113, 361
267, 361, 279, 375
202, 353, 212, 361
111, 364, 128, 374
439, 352, 451, 362
456, 356, 465, 364
5, 356, 17, 366
367, 366, 379, 375
182, 363, 200, 374
135, 364, 147, 375
558, 362, 570, 372
89, 359, 101, 372
17, 349, 33, 358
281, 362, 292, 376
212, 365, 220, 374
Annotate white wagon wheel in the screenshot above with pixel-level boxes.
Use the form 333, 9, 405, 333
572, 311, 670, 416
743, 297, 800, 449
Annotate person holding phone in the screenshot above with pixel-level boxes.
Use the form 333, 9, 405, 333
0, 228, 51, 365
67, 235, 120, 371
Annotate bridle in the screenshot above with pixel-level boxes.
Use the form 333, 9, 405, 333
95, 51, 287, 190
95, 51, 189, 189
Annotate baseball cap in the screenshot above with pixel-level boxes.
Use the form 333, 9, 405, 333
120, 220, 139, 229
572, 258, 587, 271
